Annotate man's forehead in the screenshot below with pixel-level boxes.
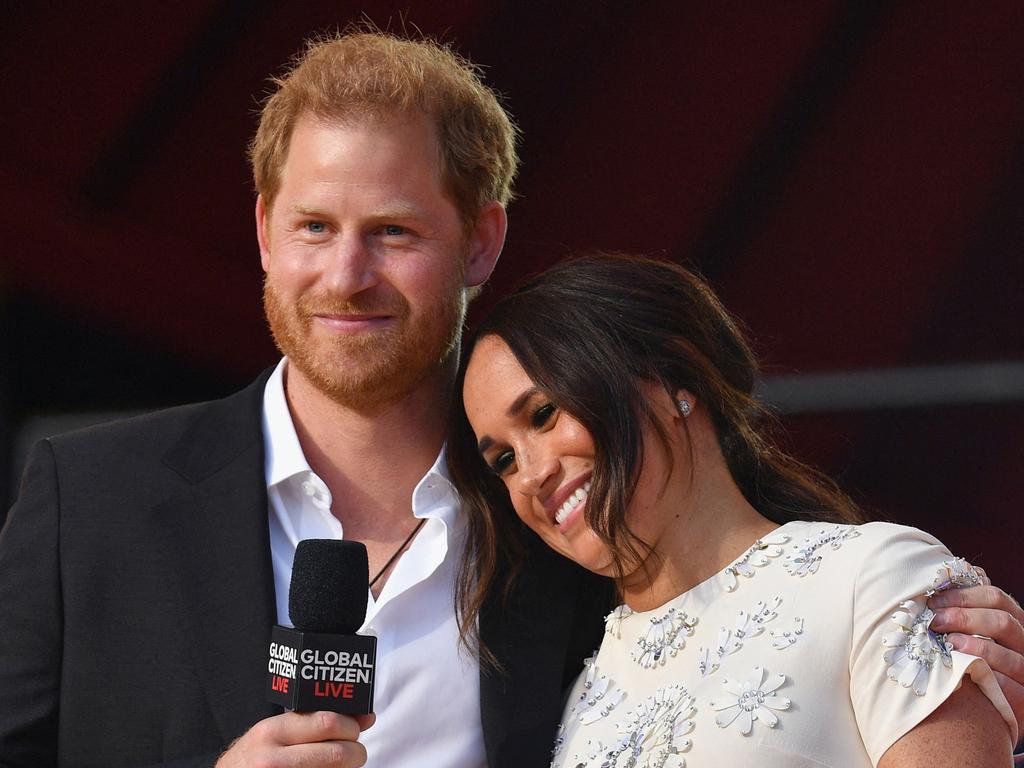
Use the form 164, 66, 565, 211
272, 110, 454, 210
281, 109, 444, 177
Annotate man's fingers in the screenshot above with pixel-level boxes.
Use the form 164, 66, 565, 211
944, 631, 1024, 684
946, 638, 1024, 747
283, 740, 368, 768
929, 585, 1024, 623
267, 711, 364, 746
216, 712, 367, 768
991, 671, 1024, 757
931, 603, 1024, 654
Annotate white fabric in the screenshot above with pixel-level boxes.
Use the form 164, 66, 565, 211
263, 359, 485, 767
552, 520, 1014, 767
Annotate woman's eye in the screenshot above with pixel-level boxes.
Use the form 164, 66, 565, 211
491, 450, 515, 476
531, 403, 556, 428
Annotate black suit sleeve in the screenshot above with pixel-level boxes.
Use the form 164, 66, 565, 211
0, 443, 228, 768
138, 755, 220, 768
0, 440, 63, 767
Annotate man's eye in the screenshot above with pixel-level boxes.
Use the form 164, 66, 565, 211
382, 224, 406, 236
531, 403, 556, 428
305, 221, 327, 234
491, 450, 515, 476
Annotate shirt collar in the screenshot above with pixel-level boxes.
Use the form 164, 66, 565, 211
262, 358, 313, 488
262, 357, 460, 521
411, 444, 460, 527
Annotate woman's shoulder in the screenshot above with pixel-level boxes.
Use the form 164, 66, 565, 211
778, 519, 950, 563
767, 519, 976, 602
851, 519, 945, 546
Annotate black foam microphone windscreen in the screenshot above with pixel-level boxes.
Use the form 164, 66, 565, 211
267, 539, 377, 714
289, 539, 369, 634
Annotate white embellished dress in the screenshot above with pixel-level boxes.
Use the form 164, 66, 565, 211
551, 521, 1015, 767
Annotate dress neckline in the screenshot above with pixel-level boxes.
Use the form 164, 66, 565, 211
617, 519, 816, 618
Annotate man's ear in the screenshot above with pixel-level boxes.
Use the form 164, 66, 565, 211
256, 195, 272, 272
464, 201, 508, 287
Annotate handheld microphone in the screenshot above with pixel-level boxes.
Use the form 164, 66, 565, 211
266, 539, 377, 714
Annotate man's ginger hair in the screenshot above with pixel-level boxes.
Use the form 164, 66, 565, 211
249, 30, 519, 227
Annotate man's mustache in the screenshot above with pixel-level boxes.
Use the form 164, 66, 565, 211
296, 294, 409, 319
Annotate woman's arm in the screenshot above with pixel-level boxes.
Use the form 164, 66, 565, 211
928, 582, 1024, 746
878, 677, 1012, 768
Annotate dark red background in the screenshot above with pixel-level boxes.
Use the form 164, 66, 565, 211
1, 3, 1020, 593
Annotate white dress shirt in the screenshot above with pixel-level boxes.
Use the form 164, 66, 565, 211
262, 359, 486, 767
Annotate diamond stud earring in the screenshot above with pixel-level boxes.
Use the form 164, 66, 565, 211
677, 399, 692, 416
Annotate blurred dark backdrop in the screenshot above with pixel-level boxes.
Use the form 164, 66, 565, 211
1, 2, 1021, 594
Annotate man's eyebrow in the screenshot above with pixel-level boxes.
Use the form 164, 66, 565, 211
474, 387, 541, 455
287, 202, 426, 219
287, 203, 329, 217
369, 203, 423, 219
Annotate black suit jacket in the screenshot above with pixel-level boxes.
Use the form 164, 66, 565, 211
0, 373, 609, 768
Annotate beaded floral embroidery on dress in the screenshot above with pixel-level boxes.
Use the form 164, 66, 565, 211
696, 644, 720, 679
698, 597, 781, 677
572, 685, 696, 768
720, 532, 789, 592
927, 557, 983, 595
551, 722, 567, 765
783, 525, 860, 577
632, 607, 699, 669
734, 598, 782, 640
709, 665, 791, 735
881, 600, 953, 696
571, 656, 627, 726
770, 617, 805, 650
606, 605, 634, 638
878, 557, 980, 696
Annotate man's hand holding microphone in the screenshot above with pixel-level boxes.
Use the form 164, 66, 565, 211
217, 540, 376, 768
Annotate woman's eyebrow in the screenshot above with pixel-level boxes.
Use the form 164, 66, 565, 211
506, 387, 540, 418
474, 387, 542, 454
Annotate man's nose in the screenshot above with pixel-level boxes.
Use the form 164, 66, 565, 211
322, 233, 378, 298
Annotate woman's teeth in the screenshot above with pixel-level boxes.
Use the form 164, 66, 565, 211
555, 481, 591, 525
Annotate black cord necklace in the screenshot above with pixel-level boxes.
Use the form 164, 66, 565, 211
368, 518, 427, 589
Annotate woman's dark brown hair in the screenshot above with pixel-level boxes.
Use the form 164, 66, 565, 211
448, 253, 863, 660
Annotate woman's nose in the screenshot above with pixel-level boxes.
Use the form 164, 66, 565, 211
515, 446, 559, 498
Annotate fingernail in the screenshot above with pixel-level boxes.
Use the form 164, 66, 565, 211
929, 609, 948, 626
928, 593, 950, 608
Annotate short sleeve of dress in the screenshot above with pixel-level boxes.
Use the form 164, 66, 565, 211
848, 522, 1016, 765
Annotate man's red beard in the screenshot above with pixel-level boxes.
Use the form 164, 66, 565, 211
263, 279, 467, 412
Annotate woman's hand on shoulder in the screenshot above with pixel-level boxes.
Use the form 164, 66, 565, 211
927, 573, 1024, 746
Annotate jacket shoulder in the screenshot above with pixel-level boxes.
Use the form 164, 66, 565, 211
41, 370, 271, 482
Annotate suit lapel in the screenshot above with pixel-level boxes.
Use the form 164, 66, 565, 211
154, 372, 279, 742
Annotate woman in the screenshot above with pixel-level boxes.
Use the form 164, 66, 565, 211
448, 254, 1015, 766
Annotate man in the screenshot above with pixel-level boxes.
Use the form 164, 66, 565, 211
1, 30, 1022, 768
